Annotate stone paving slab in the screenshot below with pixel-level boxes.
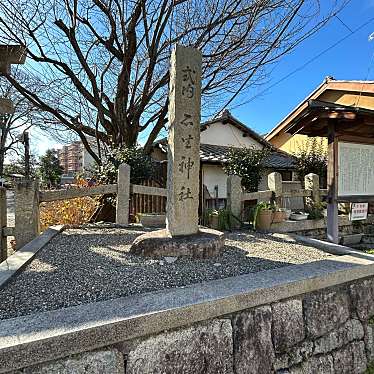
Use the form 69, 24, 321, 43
1, 252, 374, 373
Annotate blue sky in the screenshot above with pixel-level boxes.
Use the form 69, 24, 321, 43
230, 0, 374, 136
31, 0, 374, 155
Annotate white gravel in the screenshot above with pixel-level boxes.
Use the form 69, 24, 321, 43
0, 227, 332, 320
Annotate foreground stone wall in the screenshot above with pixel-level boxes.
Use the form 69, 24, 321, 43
10, 276, 374, 374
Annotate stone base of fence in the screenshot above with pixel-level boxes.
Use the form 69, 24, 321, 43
270, 214, 374, 237
226, 172, 327, 222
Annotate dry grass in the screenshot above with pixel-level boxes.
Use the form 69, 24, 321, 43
40, 179, 99, 230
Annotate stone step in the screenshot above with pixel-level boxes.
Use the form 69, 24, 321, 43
362, 234, 374, 244
340, 234, 363, 246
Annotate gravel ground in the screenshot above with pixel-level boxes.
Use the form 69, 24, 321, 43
0, 227, 332, 320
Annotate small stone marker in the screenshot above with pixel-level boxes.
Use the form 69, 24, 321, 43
166, 45, 201, 236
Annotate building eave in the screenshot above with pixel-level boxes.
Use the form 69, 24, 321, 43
265, 78, 374, 142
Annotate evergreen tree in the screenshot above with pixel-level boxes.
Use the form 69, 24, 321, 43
38, 149, 63, 188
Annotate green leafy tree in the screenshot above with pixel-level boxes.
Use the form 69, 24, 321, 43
97, 146, 154, 185
38, 149, 63, 187
293, 138, 327, 187
4, 154, 37, 179
223, 147, 270, 192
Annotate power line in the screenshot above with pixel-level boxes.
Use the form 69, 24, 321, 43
228, 15, 374, 112
216, 0, 305, 112
355, 48, 374, 107
335, 15, 353, 33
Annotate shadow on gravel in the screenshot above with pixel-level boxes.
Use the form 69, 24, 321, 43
0, 229, 303, 320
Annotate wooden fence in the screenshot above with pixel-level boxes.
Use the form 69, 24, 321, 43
227, 172, 325, 226
0, 168, 328, 263
129, 180, 167, 218
0, 163, 168, 262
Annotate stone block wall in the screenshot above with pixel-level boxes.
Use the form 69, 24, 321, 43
288, 218, 374, 240
9, 276, 374, 374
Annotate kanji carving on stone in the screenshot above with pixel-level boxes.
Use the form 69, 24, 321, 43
181, 113, 193, 127
182, 135, 194, 149
178, 186, 194, 201
178, 156, 194, 179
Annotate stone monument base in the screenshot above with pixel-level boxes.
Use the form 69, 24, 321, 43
130, 228, 225, 258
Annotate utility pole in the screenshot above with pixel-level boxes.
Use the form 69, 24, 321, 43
0, 99, 14, 179
18, 131, 31, 180
24, 131, 30, 180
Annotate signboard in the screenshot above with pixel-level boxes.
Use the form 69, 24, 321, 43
349, 203, 368, 221
338, 142, 374, 197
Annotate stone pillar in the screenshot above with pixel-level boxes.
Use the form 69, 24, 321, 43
0, 187, 7, 262
268, 172, 282, 206
305, 173, 320, 205
116, 163, 131, 226
15, 180, 40, 249
227, 175, 242, 227
166, 45, 202, 236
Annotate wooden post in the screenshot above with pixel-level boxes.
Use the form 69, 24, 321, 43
327, 120, 339, 244
116, 163, 131, 226
0, 187, 7, 262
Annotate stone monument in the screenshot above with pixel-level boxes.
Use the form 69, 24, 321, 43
130, 45, 224, 258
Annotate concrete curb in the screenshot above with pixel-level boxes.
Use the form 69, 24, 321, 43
1, 252, 374, 372
0, 225, 65, 289
293, 235, 374, 260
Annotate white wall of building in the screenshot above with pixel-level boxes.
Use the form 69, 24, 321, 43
200, 121, 263, 149
150, 121, 266, 200
201, 121, 264, 200
202, 164, 228, 199
81, 148, 96, 171
202, 164, 273, 201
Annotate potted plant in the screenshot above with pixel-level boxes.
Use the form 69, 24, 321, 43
272, 204, 286, 223
202, 209, 241, 231
279, 207, 292, 220
305, 202, 327, 220
250, 202, 274, 231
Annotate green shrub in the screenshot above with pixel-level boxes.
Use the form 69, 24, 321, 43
202, 208, 241, 231
365, 362, 374, 374
305, 202, 326, 220
293, 138, 327, 186
97, 146, 154, 184
223, 147, 270, 192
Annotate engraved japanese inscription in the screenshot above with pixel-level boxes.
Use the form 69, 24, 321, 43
166, 45, 202, 236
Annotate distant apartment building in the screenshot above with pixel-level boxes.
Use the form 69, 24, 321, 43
57, 140, 100, 181
57, 141, 83, 175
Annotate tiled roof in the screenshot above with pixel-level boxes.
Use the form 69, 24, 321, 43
199, 144, 295, 169
158, 143, 295, 169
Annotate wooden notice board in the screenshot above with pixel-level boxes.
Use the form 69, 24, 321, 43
337, 142, 374, 201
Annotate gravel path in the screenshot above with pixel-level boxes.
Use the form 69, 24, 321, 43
0, 227, 332, 320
